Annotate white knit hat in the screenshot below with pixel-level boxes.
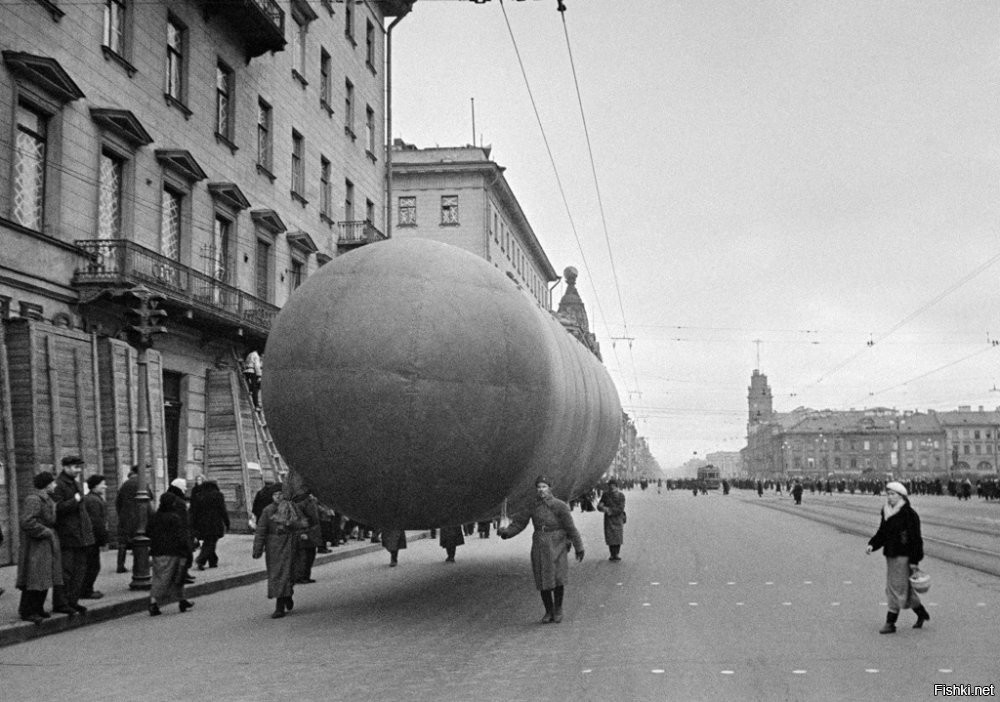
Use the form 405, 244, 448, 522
170, 477, 188, 492
885, 481, 908, 497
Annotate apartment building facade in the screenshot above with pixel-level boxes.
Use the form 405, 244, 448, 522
0, 0, 412, 562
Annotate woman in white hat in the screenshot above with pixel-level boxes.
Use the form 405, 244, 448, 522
865, 481, 930, 633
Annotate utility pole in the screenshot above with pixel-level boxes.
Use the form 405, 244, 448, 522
122, 285, 167, 590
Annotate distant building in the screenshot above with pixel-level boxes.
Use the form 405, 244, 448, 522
742, 371, 997, 480
390, 140, 558, 309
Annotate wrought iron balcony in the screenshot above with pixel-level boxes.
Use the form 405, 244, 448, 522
198, 0, 286, 59
72, 239, 278, 337
337, 220, 387, 248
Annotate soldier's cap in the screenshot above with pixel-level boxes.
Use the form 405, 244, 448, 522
61, 455, 85, 466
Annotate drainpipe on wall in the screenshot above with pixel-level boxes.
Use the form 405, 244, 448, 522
384, 2, 415, 240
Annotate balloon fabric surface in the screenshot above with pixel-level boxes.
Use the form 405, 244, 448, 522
263, 238, 621, 528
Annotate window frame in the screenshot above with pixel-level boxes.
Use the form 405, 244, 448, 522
440, 195, 459, 225
344, 78, 355, 139
215, 60, 236, 148
11, 101, 49, 232
398, 196, 416, 226
291, 129, 306, 204
256, 98, 274, 179
164, 16, 190, 116
319, 155, 332, 221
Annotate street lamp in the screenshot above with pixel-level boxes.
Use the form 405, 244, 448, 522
122, 285, 167, 590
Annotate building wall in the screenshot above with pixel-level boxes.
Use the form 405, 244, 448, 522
392, 147, 556, 309
0, 0, 394, 556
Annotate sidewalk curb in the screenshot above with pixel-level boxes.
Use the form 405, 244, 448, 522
0, 535, 426, 649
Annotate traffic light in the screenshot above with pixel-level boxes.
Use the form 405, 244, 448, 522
128, 297, 168, 348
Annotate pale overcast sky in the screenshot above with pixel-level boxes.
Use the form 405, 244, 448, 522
391, 0, 1000, 470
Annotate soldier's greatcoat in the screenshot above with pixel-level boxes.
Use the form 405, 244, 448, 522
502, 495, 583, 591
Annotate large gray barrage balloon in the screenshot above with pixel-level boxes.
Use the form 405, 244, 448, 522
263, 238, 621, 528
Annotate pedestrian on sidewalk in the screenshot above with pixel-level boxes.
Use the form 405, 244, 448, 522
51, 456, 94, 616
865, 481, 930, 633
252, 484, 306, 618
168, 478, 196, 584
81, 474, 109, 599
15, 472, 61, 623
191, 478, 229, 570
792, 480, 803, 506
439, 525, 464, 562
147, 491, 195, 616
498, 476, 585, 624
381, 529, 406, 566
115, 465, 144, 573
597, 478, 626, 561
292, 489, 322, 583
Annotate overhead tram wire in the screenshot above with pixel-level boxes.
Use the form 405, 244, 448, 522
557, 6, 643, 406
495, 0, 633, 397
852, 345, 999, 407
805, 248, 1000, 392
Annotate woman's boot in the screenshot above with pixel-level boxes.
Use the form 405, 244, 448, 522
148, 601, 161, 617
271, 599, 286, 619
879, 610, 898, 634
179, 599, 194, 613
913, 605, 930, 628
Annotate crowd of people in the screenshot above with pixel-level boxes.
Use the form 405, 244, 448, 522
728, 476, 1000, 500
10, 456, 238, 623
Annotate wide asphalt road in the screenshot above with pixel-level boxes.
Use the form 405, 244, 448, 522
1, 489, 997, 702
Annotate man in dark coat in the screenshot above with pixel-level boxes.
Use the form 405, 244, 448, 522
292, 490, 322, 583
81, 474, 109, 598
51, 456, 94, 615
115, 465, 143, 573
597, 479, 626, 561
168, 478, 196, 583
190, 479, 230, 569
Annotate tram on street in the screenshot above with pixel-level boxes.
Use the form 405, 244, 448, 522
697, 464, 721, 490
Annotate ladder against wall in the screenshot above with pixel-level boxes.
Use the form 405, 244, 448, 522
205, 366, 285, 532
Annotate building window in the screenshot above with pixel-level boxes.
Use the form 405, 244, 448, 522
398, 196, 416, 226
255, 237, 272, 302
160, 186, 182, 260
257, 99, 273, 173
344, 79, 355, 138
319, 48, 332, 109
365, 198, 375, 223
103, 0, 127, 54
291, 130, 305, 201
344, 179, 354, 221
165, 17, 186, 105
441, 195, 459, 225
365, 19, 375, 69
215, 61, 234, 142
12, 103, 47, 231
344, 0, 354, 42
289, 258, 303, 293
320, 156, 331, 219
209, 215, 232, 282
290, 14, 307, 82
97, 151, 124, 238
365, 105, 376, 156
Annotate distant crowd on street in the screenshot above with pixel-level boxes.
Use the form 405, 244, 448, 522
727, 476, 1000, 500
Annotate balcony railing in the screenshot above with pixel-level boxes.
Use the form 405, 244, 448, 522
337, 220, 387, 247
198, 0, 286, 59
73, 239, 279, 335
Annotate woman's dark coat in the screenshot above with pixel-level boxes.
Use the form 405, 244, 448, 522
190, 483, 230, 540
16, 490, 63, 591
148, 495, 193, 558
868, 502, 923, 564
